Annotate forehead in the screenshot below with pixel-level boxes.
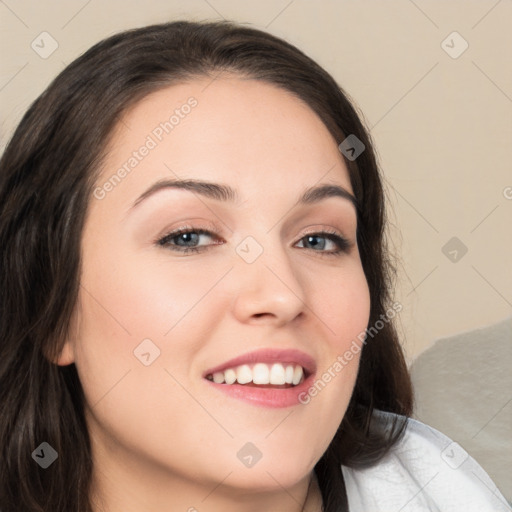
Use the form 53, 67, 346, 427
96, 76, 353, 210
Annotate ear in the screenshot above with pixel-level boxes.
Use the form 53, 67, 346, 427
51, 299, 81, 366
43, 337, 76, 366
54, 340, 75, 366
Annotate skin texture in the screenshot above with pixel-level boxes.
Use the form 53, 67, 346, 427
57, 75, 371, 512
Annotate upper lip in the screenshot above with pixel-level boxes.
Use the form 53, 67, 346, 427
202, 348, 317, 379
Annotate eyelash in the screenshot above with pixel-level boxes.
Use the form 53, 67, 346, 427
155, 226, 352, 257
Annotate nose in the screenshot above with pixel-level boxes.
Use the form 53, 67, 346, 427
231, 242, 307, 327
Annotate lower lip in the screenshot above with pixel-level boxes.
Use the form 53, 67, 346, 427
204, 373, 315, 408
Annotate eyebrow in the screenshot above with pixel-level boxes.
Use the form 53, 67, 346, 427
127, 178, 358, 214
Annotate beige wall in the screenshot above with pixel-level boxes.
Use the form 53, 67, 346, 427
1, 0, 511, 361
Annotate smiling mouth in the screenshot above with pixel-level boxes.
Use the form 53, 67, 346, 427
204, 362, 307, 387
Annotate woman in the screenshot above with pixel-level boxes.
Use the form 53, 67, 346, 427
0, 20, 507, 512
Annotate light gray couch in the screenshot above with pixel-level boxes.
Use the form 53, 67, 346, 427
410, 316, 512, 505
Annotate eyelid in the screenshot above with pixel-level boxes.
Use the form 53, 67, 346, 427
153, 221, 223, 246
299, 224, 353, 243
300, 225, 350, 240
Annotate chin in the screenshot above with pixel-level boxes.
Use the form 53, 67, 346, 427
226, 448, 317, 490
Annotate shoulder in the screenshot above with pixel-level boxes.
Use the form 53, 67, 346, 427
341, 410, 511, 512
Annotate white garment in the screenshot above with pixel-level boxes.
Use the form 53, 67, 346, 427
342, 411, 511, 511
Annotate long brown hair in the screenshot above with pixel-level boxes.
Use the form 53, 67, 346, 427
0, 20, 413, 512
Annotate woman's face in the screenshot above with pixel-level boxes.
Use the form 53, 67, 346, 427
60, 75, 370, 509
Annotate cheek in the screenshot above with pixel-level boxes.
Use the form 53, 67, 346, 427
72, 248, 222, 473
73, 242, 235, 406
77, 238, 229, 343
294, 257, 370, 416
314, 260, 371, 349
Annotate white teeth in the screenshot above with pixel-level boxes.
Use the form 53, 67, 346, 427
292, 365, 303, 385
270, 363, 286, 385
224, 368, 237, 385
207, 363, 306, 386
236, 364, 252, 384
285, 365, 294, 384
213, 371, 224, 384
253, 363, 270, 384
